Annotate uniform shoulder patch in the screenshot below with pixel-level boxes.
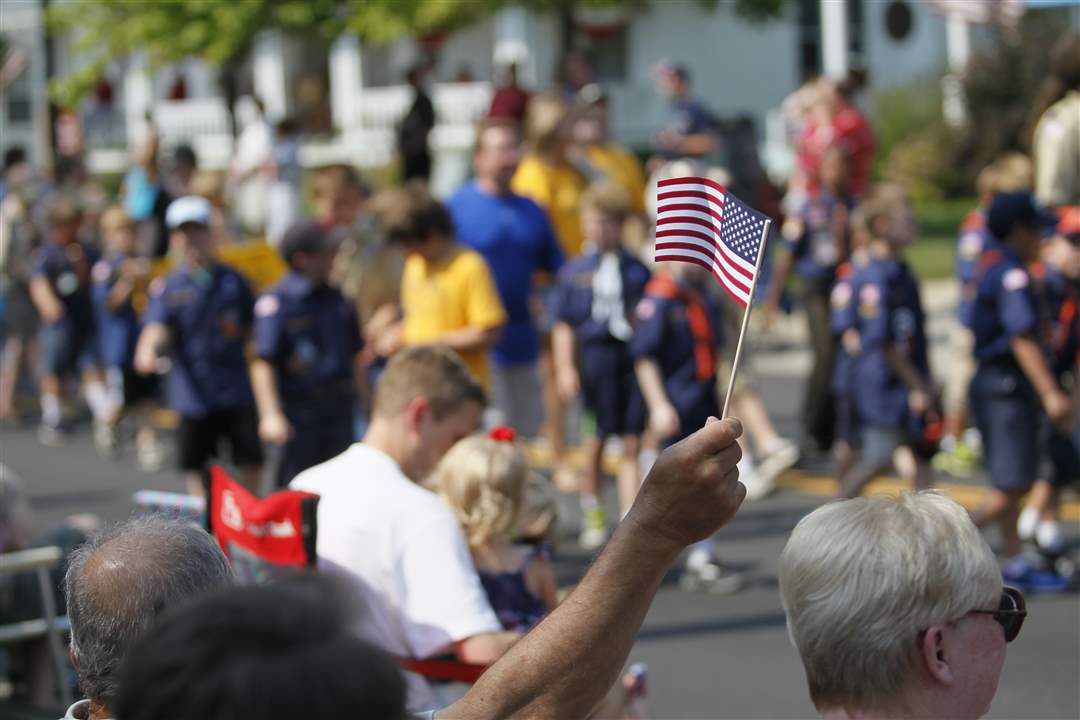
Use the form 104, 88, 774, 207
958, 232, 984, 260
859, 283, 881, 306
831, 281, 853, 308
1002, 268, 1029, 292
636, 298, 656, 321
91, 260, 112, 283
255, 294, 280, 318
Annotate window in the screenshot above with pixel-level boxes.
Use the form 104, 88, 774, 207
797, 0, 866, 80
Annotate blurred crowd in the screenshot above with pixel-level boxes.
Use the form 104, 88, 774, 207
1, 30, 1079, 719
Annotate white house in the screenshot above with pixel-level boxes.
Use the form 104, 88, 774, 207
4, 0, 1071, 190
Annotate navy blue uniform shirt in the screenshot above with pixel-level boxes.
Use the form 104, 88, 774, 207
91, 253, 141, 368
954, 210, 989, 328
551, 250, 651, 344
253, 271, 362, 409
848, 257, 929, 429
788, 191, 851, 281
1035, 264, 1080, 379
144, 263, 255, 417
32, 241, 98, 326
629, 275, 724, 433
970, 241, 1039, 365
828, 260, 863, 398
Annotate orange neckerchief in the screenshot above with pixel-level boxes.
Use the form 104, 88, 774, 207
645, 270, 715, 382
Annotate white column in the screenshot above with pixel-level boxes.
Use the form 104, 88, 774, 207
820, 0, 849, 80
942, 14, 970, 128
330, 33, 363, 132
253, 30, 288, 121
123, 53, 153, 147
494, 6, 534, 87
946, 14, 970, 74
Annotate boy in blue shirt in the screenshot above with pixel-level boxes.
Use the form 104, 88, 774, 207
134, 196, 263, 496
968, 192, 1071, 591
91, 206, 162, 470
631, 261, 743, 593
551, 182, 650, 549
765, 145, 854, 453
252, 221, 363, 488
831, 185, 933, 498
28, 194, 111, 448
1018, 208, 1080, 557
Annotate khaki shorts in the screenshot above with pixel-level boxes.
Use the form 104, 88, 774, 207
943, 321, 976, 416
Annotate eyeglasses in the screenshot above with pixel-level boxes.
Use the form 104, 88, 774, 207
968, 586, 1027, 643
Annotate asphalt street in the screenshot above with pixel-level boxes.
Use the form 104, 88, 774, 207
2, 366, 1078, 719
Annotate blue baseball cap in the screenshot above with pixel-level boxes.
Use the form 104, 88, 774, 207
986, 192, 1058, 240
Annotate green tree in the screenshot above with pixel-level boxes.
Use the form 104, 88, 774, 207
48, 0, 792, 111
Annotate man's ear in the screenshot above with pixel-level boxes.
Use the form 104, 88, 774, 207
920, 625, 954, 686
404, 396, 430, 434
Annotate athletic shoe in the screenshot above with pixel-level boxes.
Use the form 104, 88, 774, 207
1017, 506, 1040, 542
93, 422, 119, 459
137, 442, 165, 473
1035, 521, 1067, 556
756, 437, 800, 485
931, 441, 978, 478
579, 506, 608, 550
741, 463, 775, 502
679, 560, 746, 594
1002, 557, 1071, 594
37, 424, 66, 447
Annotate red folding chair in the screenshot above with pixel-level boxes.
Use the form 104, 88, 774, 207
207, 466, 487, 683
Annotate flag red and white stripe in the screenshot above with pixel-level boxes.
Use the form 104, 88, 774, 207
654, 177, 770, 308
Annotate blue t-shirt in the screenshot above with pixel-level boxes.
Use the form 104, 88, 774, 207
90, 253, 141, 368
848, 257, 929, 429
447, 181, 564, 367
31, 241, 97, 326
970, 241, 1039, 365
253, 271, 362, 411
144, 263, 255, 417
550, 250, 651, 345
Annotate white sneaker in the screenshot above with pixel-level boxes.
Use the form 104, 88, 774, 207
757, 438, 800, 484
679, 560, 745, 594
742, 469, 775, 502
93, 422, 119, 459
1018, 507, 1040, 542
1036, 522, 1066, 555
137, 442, 165, 473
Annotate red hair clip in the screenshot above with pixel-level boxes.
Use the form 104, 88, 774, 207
488, 426, 517, 443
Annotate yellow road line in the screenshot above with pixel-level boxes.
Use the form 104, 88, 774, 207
524, 443, 1080, 523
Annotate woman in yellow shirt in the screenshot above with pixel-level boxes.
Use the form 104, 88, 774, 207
511, 93, 589, 260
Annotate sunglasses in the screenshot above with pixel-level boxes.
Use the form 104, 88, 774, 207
968, 586, 1027, 643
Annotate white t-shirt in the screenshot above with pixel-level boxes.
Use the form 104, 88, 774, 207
290, 443, 501, 709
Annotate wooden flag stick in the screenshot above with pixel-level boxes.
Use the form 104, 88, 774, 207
721, 218, 772, 419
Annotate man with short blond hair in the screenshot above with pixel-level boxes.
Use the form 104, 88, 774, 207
291, 345, 515, 711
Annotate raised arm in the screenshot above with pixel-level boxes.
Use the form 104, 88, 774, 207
441, 417, 745, 719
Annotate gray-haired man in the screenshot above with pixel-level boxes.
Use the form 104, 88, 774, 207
61, 516, 233, 720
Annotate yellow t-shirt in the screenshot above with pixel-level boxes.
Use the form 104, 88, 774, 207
512, 155, 587, 259
585, 144, 647, 214
401, 245, 507, 386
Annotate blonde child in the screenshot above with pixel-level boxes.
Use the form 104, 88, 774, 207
435, 430, 557, 631
435, 429, 648, 718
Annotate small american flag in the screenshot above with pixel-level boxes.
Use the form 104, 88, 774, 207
654, 177, 771, 308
